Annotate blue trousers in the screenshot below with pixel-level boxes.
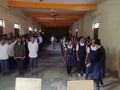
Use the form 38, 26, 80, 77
0, 60, 9, 75
17, 59, 24, 75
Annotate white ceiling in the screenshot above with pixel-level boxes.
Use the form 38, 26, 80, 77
14, 0, 101, 4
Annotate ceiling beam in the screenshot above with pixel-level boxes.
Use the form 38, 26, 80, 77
40, 24, 71, 28
40, 22, 72, 26
35, 19, 76, 23
8, 1, 97, 11
24, 12, 85, 19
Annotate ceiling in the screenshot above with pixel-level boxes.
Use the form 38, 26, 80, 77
8, 0, 101, 28
10, 0, 101, 4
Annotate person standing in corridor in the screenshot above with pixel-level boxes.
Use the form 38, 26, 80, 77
14, 36, 26, 76
28, 35, 39, 76
0, 38, 9, 76
76, 36, 87, 77
88, 39, 106, 90
64, 39, 75, 77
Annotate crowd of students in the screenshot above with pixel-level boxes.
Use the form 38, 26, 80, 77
61, 36, 106, 90
0, 33, 43, 77
0, 33, 106, 90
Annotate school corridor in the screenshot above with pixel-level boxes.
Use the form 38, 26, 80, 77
0, 0, 120, 90
0, 44, 119, 90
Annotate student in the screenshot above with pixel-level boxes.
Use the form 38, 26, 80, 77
0, 38, 9, 76
86, 36, 91, 47
14, 36, 26, 76
76, 36, 87, 77
50, 35, 55, 49
22, 36, 29, 70
64, 39, 75, 77
28, 35, 38, 76
37, 34, 43, 51
85, 39, 97, 79
8, 38, 16, 72
90, 39, 106, 90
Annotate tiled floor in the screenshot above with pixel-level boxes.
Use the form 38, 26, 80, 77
0, 43, 120, 90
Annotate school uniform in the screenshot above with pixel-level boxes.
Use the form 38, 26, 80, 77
14, 42, 26, 75
85, 46, 97, 79
92, 46, 106, 90
65, 45, 75, 75
76, 42, 87, 74
28, 41, 38, 68
0, 43, 9, 75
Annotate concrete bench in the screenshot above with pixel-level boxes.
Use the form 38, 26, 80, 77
15, 78, 42, 90
68, 80, 94, 90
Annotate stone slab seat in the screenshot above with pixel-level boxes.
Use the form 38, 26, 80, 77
67, 80, 94, 90
15, 78, 42, 90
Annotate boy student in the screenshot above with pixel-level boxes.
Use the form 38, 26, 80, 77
8, 38, 16, 72
0, 38, 9, 76
14, 36, 26, 76
28, 35, 38, 76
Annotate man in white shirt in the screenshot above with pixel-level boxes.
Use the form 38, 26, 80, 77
50, 35, 55, 49
37, 34, 43, 51
0, 38, 9, 76
8, 38, 16, 71
28, 35, 38, 75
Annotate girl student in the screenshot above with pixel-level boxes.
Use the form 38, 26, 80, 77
76, 36, 87, 77
64, 39, 75, 77
85, 39, 97, 79
87, 39, 106, 90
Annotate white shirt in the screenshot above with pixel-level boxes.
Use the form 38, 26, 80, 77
28, 41, 38, 58
51, 36, 55, 42
35, 38, 38, 43
8, 42, 15, 57
87, 45, 97, 53
76, 42, 87, 51
65, 45, 75, 51
38, 36, 43, 44
0, 43, 9, 60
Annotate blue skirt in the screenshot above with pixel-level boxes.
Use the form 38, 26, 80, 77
92, 64, 105, 79
76, 57, 85, 68
65, 55, 75, 66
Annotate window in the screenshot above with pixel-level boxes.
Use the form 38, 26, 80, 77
0, 20, 3, 26
14, 24, 19, 29
94, 22, 100, 29
0, 19, 3, 36
29, 27, 33, 31
34, 29, 37, 32
14, 24, 20, 36
93, 22, 100, 39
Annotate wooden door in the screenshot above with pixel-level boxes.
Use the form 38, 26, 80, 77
93, 28, 99, 39
14, 28, 19, 36
0, 26, 3, 37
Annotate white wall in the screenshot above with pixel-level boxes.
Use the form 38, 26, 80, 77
70, 19, 82, 37
0, 0, 40, 35
83, 0, 120, 75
